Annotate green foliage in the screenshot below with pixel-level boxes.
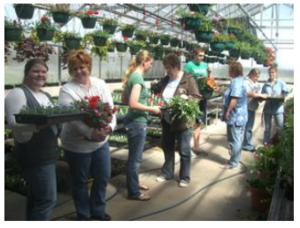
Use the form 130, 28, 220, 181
167, 96, 201, 125
120, 24, 136, 31
19, 105, 81, 115
198, 19, 213, 31
102, 18, 118, 26
5, 19, 22, 29
126, 40, 145, 47
92, 29, 110, 38
135, 29, 151, 37
63, 31, 81, 39
175, 8, 206, 20
36, 15, 56, 31
48, 4, 71, 14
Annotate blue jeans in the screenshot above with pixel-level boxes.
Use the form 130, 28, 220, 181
200, 98, 208, 123
24, 162, 57, 221
161, 121, 191, 182
64, 142, 111, 220
227, 124, 245, 168
263, 113, 284, 144
243, 110, 255, 150
124, 120, 147, 198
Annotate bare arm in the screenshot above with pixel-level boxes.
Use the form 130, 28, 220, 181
224, 97, 238, 121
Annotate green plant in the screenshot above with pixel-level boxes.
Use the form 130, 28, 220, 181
75, 8, 99, 18
135, 29, 151, 37
19, 105, 81, 115
120, 24, 136, 31
212, 33, 229, 42
159, 34, 170, 40
92, 29, 110, 38
198, 19, 213, 31
5, 19, 22, 29
102, 18, 118, 26
63, 31, 81, 39
36, 15, 56, 31
126, 40, 145, 47
48, 4, 71, 14
175, 8, 206, 20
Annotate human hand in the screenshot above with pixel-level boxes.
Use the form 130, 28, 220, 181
151, 79, 158, 85
259, 94, 268, 99
90, 128, 107, 142
152, 106, 162, 115
180, 94, 189, 100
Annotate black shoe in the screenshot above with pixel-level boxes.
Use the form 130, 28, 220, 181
91, 213, 112, 221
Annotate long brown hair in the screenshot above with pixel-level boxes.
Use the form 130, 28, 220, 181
122, 50, 153, 88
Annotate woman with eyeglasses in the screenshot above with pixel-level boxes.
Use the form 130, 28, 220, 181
242, 68, 267, 152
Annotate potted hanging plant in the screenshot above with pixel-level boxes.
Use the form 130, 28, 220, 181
224, 34, 237, 51
63, 31, 82, 50
126, 40, 145, 55
226, 19, 244, 36
102, 18, 118, 35
154, 45, 164, 60
49, 4, 71, 25
14, 4, 35, 19
120, 24, 136, 38
92, 30, 110, 47
135, 29, 150, 41
210, 33, 228, 52
176, 9, 206, 31
194, 19, 213, 43
115, 40, 128, 53
159, 34, 170, 46
187, 4, 213, 15
35, 15, 56, 41
170, 37, 180, 48
148, 32, 160, 45
76, 9, 99, 29
5, 19, 23, 42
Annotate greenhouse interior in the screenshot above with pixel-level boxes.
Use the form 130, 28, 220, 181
4, 3, 294, 222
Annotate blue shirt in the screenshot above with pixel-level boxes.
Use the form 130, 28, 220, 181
223, 76, 248, 126
262, 79, 288, 114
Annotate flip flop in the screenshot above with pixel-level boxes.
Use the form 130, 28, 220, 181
139, 183, 149, 191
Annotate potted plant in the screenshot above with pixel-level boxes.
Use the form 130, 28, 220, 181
92, 30, 110, 47
224, 34, 237, 51
176, 9, 206, 31
5, 19, 23, 42
14, 4, 35, 19
154, 45, 164, 60
170, 37, 180, 48
35, 15, 56, 41
76, 9, 99, 29
227, 19, 245, 36
135, 29, 150, 41
63, 32, 82, 50
210, 33, 228, 52
49, 4, 71, 25
148, 32, 160, 45
194, 19, 213, 43
120, 24, 136, 38
159, 34, 170, 46
187, 4, 213, 15
91, 46, 108, 61
102, 18, 118, 35
115, 41, 128, 53
126, 40, 145, 55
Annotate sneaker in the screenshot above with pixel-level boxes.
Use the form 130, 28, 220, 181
179, 180, 189, 188
156, 175, 167, 182
220, 164, 239, 170
191, 150, 198, 159
192, 148, 208, 157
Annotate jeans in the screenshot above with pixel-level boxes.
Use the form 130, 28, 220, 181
64, 142, 111, 220
124, 120, 147, 198
242, 110, 255, 150
200, 98, 208, 123
161, 121, 191, 182
263, 113, 284, 144
24, 162, 57, 221
227, 124, 245, 168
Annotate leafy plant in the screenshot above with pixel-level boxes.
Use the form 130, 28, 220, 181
175, 8, 206, 20
102, 18, 118, 26
126, 40, 145, 47
92, 29, 110, 38
198, 19, 213, 31
135, 29, 151, 37
48, 4, 71, 14
36, 15, 56, 31
75, 8, 99, 18
63, 31, 81, 39
120, 24, 136, 31
19, 105, 81, 115
5, 19, 22, 29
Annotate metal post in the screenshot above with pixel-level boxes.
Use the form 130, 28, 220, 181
58, 46, 62, 86
99, 57, 101, 79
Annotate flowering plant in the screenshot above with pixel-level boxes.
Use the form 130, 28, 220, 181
197, 76, 219, 98
36, 15, 56, 30
76, 96, 117, 129
75, 9, 99, 18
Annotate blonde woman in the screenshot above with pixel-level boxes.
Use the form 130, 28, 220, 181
122, 50, 161, 201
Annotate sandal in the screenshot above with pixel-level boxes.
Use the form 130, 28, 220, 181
129, 193, 151, 201
139, 183, 149, 191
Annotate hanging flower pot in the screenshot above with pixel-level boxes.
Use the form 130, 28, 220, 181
129, 44, 142, 55
179, 17, 201, 31
81, 17, 97, 29
240, 51, 252, 60
103, 24, 117, 35
225, 41, 235, 51
229, 49, 240, 58
115, 42, 128, 53
65, 37, 82, 50
52, 12, 70, 24
14, 4, 35, 19
188, 4, 210, 15
149, 36, 159, 45
5, 27, 22, 42
228, 27, 242, 36
170, 38, 179, 48
194, 30, 213, 43
36, 28, 55, 41
210, 42, 226, 52
93, 36, 108, 47
160, 35, 170, 46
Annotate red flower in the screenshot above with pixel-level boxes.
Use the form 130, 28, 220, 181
124, 36, 129, 41
87, 9, 93, 15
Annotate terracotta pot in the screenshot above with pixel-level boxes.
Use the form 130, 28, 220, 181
249, 186, 271, 214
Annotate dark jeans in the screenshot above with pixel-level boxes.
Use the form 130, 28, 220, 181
24, 162, 57, 221
243, 110, 255, 150
124, 120, 147, 198
64, 142, 111, 220
161, 121, 191, 182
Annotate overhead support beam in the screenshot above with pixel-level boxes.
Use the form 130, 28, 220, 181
236, 4, 277, 51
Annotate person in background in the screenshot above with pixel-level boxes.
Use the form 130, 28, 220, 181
261, 66, 289, 145
5, 59, 59, 220
222, 62, 248, 169
151, 53, 201, 187
122, 50, 161, 201
59, 50, 116, 221
183, 45, 211, 156
242, 68, 267, 152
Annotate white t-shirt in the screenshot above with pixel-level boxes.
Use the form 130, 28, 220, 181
162, 73, 183, 103
244, 76, 261, 111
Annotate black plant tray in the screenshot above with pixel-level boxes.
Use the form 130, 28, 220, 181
15, 113, 86, 125
266, 96, 285, 101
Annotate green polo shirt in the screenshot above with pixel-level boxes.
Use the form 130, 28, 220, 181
184, 61, 208, 81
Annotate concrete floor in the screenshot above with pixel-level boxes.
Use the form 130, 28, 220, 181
5, 112, 266, 221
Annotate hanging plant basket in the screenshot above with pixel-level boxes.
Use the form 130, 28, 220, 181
103, 24, 117, 35
170, 38, 179, 48
225, 41, 235, 51
160, 37, 170, 46
210, 42, 226, 52
149, 36, 159, 45
179, 17, 201, 31
228, 27, 242, 36
135, 34, 146, 41
5, 27, 22, 42
81, 17, 97, 29
129, 45, 142, 55
188, 4, 210, 15
15, 4, 35, 19
122, 29, 135, 38
36, 28, 55, 41
65, 37, 82, 50
229, 49, 240, 58
194, 30, 213, 43
93, 36, 108, 47
115, 42, 128, 52
52, 12, 70, 24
